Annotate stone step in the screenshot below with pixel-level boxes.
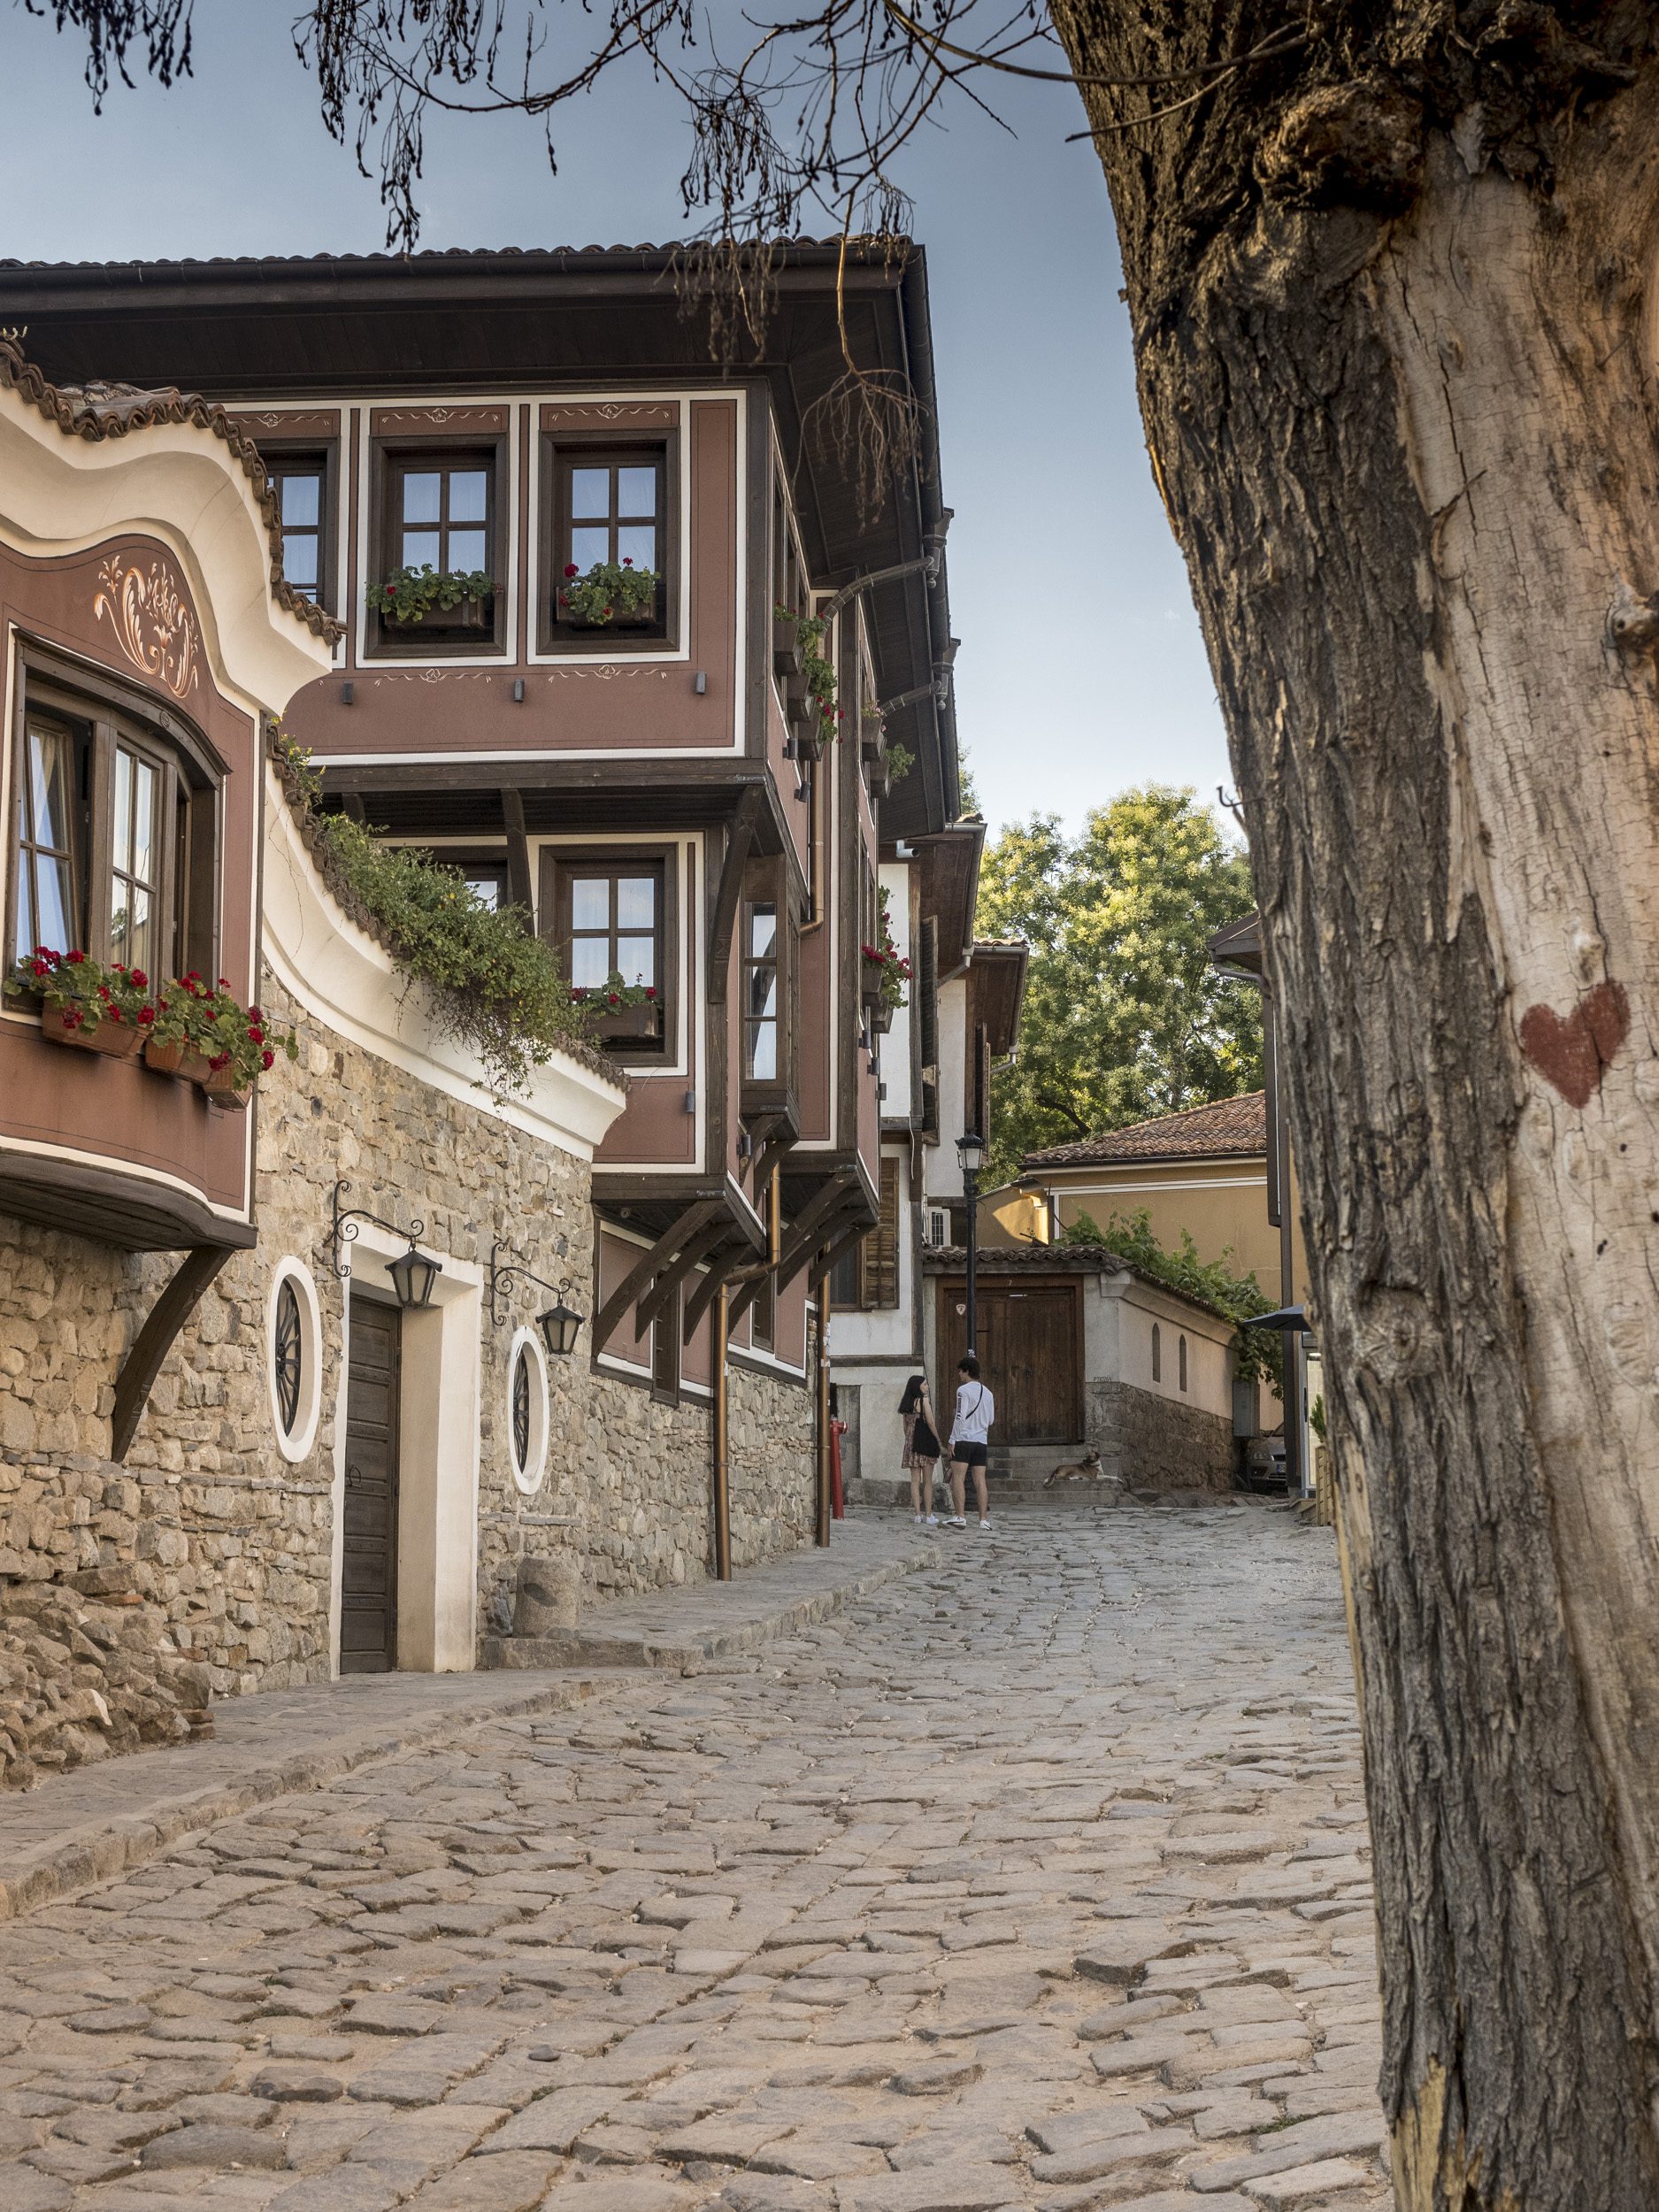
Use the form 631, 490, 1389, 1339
846, 1477, 1125, 1513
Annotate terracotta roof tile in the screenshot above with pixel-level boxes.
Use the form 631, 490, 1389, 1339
0, 338, 344, 647
1023, 1090, 1267, 1171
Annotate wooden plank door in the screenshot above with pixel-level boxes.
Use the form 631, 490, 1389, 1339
342, 1294, 401, 1674
999, 1284, 1082, 1444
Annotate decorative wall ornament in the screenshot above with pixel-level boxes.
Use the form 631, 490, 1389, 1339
370, 669, 500, 686
546, 665, 672, 682
542, 402, 678, 430
372, 406, 508, 432
92, 555, 201, 700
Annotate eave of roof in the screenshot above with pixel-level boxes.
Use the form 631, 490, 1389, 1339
0, 338, 343, 648
920, 1240, 1236, 1327
1020, 1090, 1267, 1172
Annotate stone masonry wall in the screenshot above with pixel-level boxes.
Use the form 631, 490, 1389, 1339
1087, 1379, 1234, 1494
0, 965, 817, 1725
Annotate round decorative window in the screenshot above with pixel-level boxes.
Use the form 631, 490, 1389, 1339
507, 1325, 550, 1495
268, 1257, 324, 1462
274, 1280, 303, 1435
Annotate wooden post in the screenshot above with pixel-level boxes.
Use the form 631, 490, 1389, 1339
814, 1263, 832, 1548
712, 1279, 732, 1581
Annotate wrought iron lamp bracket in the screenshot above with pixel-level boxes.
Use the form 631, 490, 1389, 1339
330, 1179, 426, 1282
488, 1240, 569, 1328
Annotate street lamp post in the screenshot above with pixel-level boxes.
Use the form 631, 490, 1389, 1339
956, 1130, 985, 1363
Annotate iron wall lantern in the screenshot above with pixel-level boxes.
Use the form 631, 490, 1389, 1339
331, 1180, 443, 1310
491, 1240, 584, 1356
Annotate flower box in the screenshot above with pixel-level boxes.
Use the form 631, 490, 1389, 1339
42, 998, 142, 1057
559, 603, 657, 634
772, 616, 803, 678
143, 1036, 212, 1083
392, 595, 491, 632
591, 1000, 662, 1042
198, 1065, 252, 1110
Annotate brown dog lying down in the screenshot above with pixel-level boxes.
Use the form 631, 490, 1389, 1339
1043, 1449, 1117, 1487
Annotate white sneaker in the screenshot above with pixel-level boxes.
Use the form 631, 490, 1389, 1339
913, 1513, 925, 1524
979, 1518, 992, 1531
925, 1513, 939, 1526
947, 1515, 967, 1528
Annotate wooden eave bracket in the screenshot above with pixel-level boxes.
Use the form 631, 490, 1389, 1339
635, 1210, 737, 1331
593, 1196, 727, 1349
111, 1244, 235, 1463
501, 787, 534, 912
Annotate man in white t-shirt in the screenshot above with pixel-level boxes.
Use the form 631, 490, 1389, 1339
946, 1354, 996, 1532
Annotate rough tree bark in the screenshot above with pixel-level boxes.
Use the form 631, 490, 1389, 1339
1041, 4, 1659, 2205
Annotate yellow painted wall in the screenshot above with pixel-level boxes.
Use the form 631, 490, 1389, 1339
1040, 1155, 1307, 1302
981, 1187, 1049, 1248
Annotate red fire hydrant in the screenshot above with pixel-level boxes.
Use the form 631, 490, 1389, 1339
829, 1417, 847, 1519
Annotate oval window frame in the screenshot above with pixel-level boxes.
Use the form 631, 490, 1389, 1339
507, 1325, 550, 1495
267, 1256, 324, 1463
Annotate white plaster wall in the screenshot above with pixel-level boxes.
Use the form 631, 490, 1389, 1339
1115, 1278, 1235, 1421
879, 859, 914, 1123
929, 976, 970, 1202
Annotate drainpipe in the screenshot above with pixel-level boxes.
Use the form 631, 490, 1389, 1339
814, 1263, 833, 1548
711, 1167, 781, 1582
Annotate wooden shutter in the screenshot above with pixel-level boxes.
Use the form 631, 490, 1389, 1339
863, 1155, 902, 1310
918, 917, 939, 1071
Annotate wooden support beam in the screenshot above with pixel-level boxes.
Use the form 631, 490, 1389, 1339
770, 1178, 864, 1288
593, 1198, 726, 1350
501, 787, 534, 914
636, 1211, 735, 1331
707, 787, 765, 1005
111, 1245, 234, 1463
684, 1243, 752, 1338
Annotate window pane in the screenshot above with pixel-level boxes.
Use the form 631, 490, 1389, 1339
449, 470, 488, 523
111, 881, 150, 972
32, 851, 73, 952
402, 529, 441, 570
747, 967, 778, 1022
111, 746, 133, 875
283, 535, 319, 594
617, 876, 657, 930
465, 871, 505, 909
618, 465, 657, 516
27, 725, 73, 853
402, 472, 442, 524
617, 524, 657, 572
280, 474, 320, 526
571, 468, 611, 519
571, 878, 610, 932
572, 937, 610, 987
131, 758, 157, 886
748, 905, 777, 960
617, 935, 654, 987
569, 526, 610, 572
748, 1022, 777, 1081
447, 528, 488, 573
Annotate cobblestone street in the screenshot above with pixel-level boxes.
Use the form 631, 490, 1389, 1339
0, 1507, 1387, 2212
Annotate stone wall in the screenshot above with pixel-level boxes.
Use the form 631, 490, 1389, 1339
1087, 1379, 1234, 1494
0, 964, 817, 1733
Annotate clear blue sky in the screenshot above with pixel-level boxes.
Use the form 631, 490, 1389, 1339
0, 5, 1232, 837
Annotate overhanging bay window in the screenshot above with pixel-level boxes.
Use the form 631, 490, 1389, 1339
743, 900, 780, 1082
540, 847, 674, 1058
8, 654, 219, 979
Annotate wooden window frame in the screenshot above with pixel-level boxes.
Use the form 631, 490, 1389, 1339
741, 856, 796, 1115
540, 431, 679, 653
652, 1285, 681, 1404
260, 442, 338, 614
539, 843, 678, 1063
8, 647, 222, 983
368, 435, 508, 658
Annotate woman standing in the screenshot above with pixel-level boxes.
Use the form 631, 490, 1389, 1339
898, 1374, 944, 1525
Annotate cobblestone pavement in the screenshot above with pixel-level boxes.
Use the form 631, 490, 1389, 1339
0, 1506, 1388, 2212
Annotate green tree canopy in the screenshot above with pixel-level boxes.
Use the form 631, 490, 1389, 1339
977, 787, 1263, 1180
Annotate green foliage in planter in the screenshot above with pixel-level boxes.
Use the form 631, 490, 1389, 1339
860, 884, 911, 1013
778, 606, 843, 742
165, 975, 297, 1085
1058, 1204, 1282, 1395
4, 947, 149, 1031
373, 565, 494, 623
885, 740, 915, 783
280, 740, 601, 1097
558, 558, 657, 625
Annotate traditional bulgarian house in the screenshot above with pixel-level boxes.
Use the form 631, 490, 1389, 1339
0, 240, 964, 1745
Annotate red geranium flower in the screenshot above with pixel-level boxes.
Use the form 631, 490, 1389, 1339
261, 1048, 275, 1071
644, 987, 656, 1000
138, 1005, 156, 1026
248, 1025, 265, 1044
607, 993, 619, 1007
248, 1005, 262, 1022
208, 1052, 230, 1071
565, 564, 579, 579
622, 557, 633, 567
130, 969, 148, 989
65, 949, 85, 965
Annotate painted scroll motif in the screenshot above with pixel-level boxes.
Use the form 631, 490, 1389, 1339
92, 556, 201, 701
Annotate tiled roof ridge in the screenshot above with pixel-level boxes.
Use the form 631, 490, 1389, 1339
265, 734, 627, 1097
920, 1240, 1236, 1325
0, 335, 344, 648
1023, 1088, 1267, 1170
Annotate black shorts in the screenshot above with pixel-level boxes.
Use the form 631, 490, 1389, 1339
954, 1440, 988, 1468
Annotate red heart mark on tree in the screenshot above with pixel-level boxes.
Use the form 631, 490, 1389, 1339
1518, 980, 1630, 1108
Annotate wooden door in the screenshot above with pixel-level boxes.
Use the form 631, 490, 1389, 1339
342, 1295, 401, 1674
935, 1279, 1082, 1448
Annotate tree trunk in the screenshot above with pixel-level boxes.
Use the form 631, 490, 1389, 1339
1045, 6, 1659, 2204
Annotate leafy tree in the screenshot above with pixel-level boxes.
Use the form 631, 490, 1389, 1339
976, 787, 1261, 1179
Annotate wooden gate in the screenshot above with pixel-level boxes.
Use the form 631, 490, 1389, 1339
935, 1277, 1083, 1447
342, 1294, 401, 1673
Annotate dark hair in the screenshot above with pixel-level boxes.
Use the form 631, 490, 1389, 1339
958, 1353, 980, 1379
898, 1374, 928, 1415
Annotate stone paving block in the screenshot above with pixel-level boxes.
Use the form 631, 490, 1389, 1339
0, 2170, 71, 2212
270, 2163, 432, 2212
1032, 2124, 1193, 2183
1192, 2110, 1389, 2189
477, 2088, 618, 2154
399, 2148, 565, 2210
141, 2124, 290, 2171
1240, 2158, 1379, 2201
834, 2163, 1021, 2212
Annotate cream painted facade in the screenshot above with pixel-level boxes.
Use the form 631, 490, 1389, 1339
1033, 1154, 1307, 1304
